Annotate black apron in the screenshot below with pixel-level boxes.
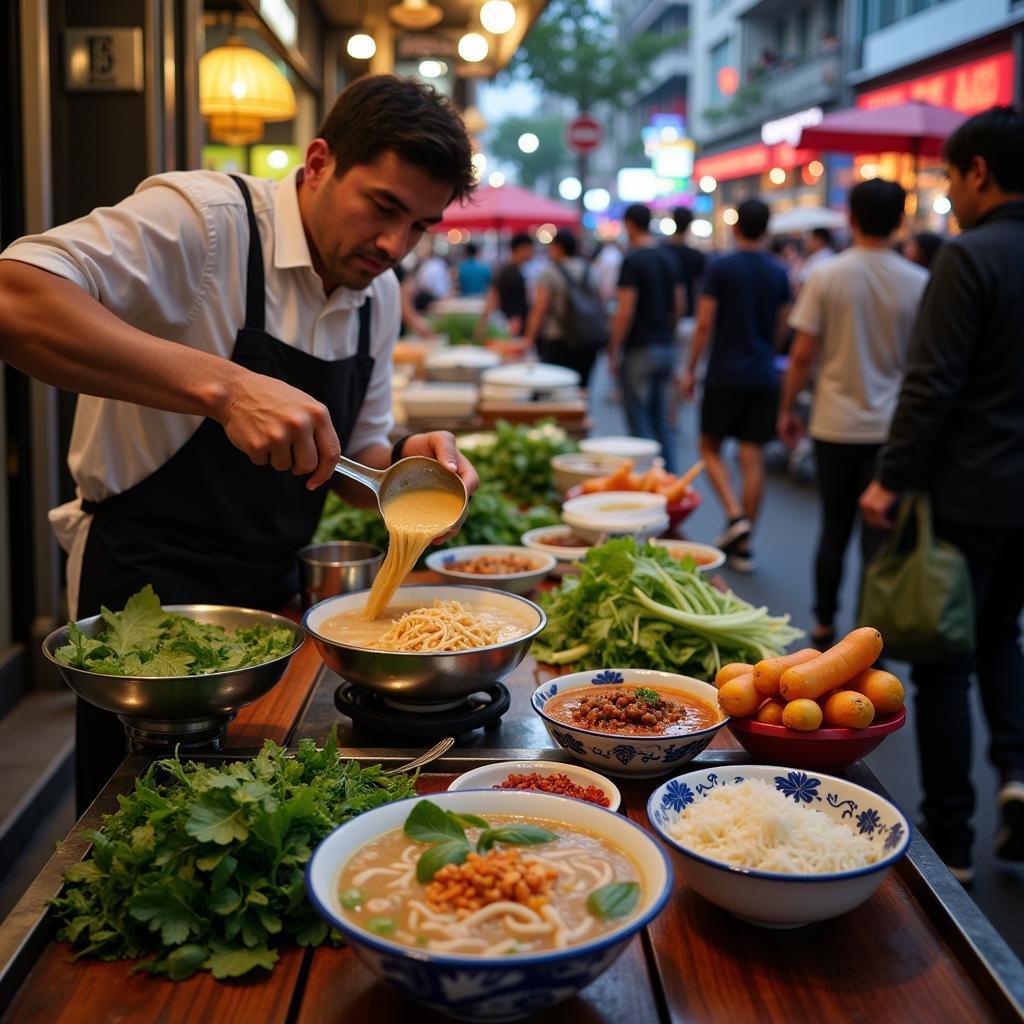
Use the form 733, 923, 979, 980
74, 175, 375, 811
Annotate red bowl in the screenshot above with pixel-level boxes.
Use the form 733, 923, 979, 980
563, 484, 702, 533
729, 706, 907, 772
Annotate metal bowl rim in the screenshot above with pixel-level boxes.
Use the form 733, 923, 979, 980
302, 582, 546, 657
41, 603, 306, 683
298, 542, 385, 568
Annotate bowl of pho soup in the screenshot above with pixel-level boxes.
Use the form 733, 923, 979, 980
532, 669, 729, 778
647, 764, 911, 928
306, 789, 673, 1022
303, 584, 545, 703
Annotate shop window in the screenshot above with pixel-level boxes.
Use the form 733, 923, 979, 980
797, 9, 811, 56
710, 38, 732, 100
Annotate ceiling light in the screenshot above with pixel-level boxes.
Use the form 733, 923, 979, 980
458, 32, 489, 62
346, 33, 376, 60
480, 0, 517, 34
388, 0, 443, 30
419, 59, 447, 78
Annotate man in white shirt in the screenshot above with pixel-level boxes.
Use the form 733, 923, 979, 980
0, 75, 477, 807
778, 179, 928, 648
795, 226, 837, 288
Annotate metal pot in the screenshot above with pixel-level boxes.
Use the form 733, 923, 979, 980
298, 541, 384, 610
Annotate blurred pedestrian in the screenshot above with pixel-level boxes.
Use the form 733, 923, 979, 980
796, 227, 836, 287
681, 198, 792, 571
522, 228, 603, 387
456, 241, 491, 296
607, 204, 682, 472
903, 230, 944, 271
663, 206, 706, 336
475, 232, 533, 339
592, 240, 624, 309
778, 179, 928, 649
413, 241, 451, 309
860, 106, 1024, 883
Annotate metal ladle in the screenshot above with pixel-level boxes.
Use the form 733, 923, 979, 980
333, 454, 468, 534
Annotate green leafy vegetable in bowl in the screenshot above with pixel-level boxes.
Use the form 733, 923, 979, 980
532, 538, 803, 679
50, 728, 416, 980
53, 585, 296, 677
467, 420, 578, 507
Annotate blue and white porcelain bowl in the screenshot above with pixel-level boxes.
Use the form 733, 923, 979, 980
531, 669, 729, 778
306, 789, 673, 1023
647, 764, 912, 928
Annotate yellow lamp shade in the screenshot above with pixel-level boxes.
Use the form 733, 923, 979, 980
200, 37, 297, 123
207, 114, 267, 146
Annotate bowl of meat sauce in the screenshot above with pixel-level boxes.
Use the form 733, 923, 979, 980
426, 545, 557, 595
531, 669, 730, 778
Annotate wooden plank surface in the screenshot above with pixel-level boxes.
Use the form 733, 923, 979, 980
619, 781, 996, 1024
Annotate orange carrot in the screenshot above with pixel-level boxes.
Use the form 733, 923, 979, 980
717, 674, 761, 717
779, 627, 883, 701
714, 662, 754, 689
752, 648, 820, 697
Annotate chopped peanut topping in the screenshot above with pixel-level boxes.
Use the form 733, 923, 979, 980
424, 849, 557, 917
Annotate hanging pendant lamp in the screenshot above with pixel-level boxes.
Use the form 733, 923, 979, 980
200, 35, 297, 145
388, 0, 444, 30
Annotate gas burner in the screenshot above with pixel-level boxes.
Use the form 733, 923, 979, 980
119, 713, 236, 751
334, 681, 510, 738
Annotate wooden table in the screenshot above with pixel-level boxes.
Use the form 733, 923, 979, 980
2, 635, 1023, 1022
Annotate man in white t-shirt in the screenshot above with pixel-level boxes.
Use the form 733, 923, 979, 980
778, 179, 928, 648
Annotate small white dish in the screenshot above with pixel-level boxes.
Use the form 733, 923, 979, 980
482, 363, 581, 392
550, 452, 631, 495
579, 436, 661, 470
447, 759, 621, 812
521, 525, 593, 574
426, 545, 557, 595
562, 491, 669, 544
650, 539, 727, 573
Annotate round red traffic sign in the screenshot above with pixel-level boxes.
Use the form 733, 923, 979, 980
566, 115, 602, 153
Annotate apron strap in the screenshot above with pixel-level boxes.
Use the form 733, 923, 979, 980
229, 174, 266, 333
357, 297, 372, 357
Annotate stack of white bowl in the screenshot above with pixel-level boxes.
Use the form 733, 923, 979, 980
480, 363, 581, 403
561, 490, 669, 544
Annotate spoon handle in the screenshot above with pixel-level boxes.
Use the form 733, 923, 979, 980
333, 456, 387, 495
383, 736, 456, 776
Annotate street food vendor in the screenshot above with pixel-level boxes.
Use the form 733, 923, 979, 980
0, 75, 479, 808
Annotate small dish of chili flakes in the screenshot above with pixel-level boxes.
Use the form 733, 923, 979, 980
447, 760, 621, 812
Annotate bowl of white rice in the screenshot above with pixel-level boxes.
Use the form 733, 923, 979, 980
647, 764, 911, 928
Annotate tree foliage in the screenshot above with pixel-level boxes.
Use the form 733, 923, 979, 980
488, 114, 569, 192
504, 0, 684, 114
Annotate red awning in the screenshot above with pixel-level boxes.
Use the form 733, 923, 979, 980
798, 101, 966, 157
438, 184, 580, 232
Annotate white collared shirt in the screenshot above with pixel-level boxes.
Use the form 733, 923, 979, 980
0, 168, 398, 612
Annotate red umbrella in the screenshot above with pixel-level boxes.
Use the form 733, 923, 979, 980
798, 101, 966, 157
438, 184, 580, 232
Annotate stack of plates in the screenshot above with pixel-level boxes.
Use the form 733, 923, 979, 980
424, 347, 500, 384
401, 382, 479, 420
480, 363, 581, 403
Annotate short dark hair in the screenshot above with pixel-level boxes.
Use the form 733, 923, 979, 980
811, 227, 834, 246
464, 242, 479, 258
849, 179, 906, 237
509, 232, 533, 251
943, 106, 1024, 193
736, 198, 770, 240
672, 207, 694, 233
624, 203, 652, 230
910, 231, 944, 269
318, 75, 475, 202
552, 228, 577, 256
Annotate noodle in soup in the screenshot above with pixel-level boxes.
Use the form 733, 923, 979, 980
338, 813, 642, 955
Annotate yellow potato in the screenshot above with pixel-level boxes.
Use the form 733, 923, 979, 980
754, 699, 786, 725
782, 698, 823, 732
822, 690, 876, 729
714, 662, 754, 689
717, 674, 762, 718
849, 669, 905, 715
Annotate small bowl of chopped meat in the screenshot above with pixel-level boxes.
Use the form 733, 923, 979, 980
447, 760, 621, 812
426, 545, 557, 595
531, 669, 730, 778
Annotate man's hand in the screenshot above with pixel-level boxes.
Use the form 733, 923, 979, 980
678, 370, 696, 402
398, 431, 480, 496
218, 368, 341, 490
777, 410, 805, 449
859, 480, 899, 529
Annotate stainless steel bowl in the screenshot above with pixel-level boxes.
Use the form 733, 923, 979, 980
42, 605, 305, 721
298, 542, 384, 610
303, 584, 545, 703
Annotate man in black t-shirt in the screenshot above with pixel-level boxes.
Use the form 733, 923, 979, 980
608, 203, 684, 472
662, 206, 706, 322
475, 233, 534, 338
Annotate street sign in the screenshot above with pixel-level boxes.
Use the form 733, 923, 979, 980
566, 115, 602, 153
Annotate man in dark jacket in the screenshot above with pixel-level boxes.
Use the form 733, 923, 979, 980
861, 106, 1024, 884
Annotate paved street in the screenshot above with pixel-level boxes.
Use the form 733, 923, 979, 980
587, 354, 1024, 956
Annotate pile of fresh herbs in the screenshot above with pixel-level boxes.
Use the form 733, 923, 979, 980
533, 538, 803, 678
54, 585, 296, 677
467, 420, 577, 507
50, 729, 416, 980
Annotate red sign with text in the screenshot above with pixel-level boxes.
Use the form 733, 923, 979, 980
566, 116, 602, 153
857, 51, 1015, 115
693, 143, 819, 183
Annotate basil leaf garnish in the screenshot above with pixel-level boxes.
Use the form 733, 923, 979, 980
587, 881, 640, 921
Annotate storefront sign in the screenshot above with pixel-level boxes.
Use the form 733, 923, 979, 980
64, 28, 143, 92
761, 107, 824, 147
693, 142, 818, 183
857, 51, 1014, 115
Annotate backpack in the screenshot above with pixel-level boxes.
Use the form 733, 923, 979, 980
556, 262, 609, 351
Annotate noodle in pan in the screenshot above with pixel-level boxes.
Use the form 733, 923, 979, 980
378, 600, 500, 652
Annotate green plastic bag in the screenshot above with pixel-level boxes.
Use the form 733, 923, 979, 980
858, 493, 975, 662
